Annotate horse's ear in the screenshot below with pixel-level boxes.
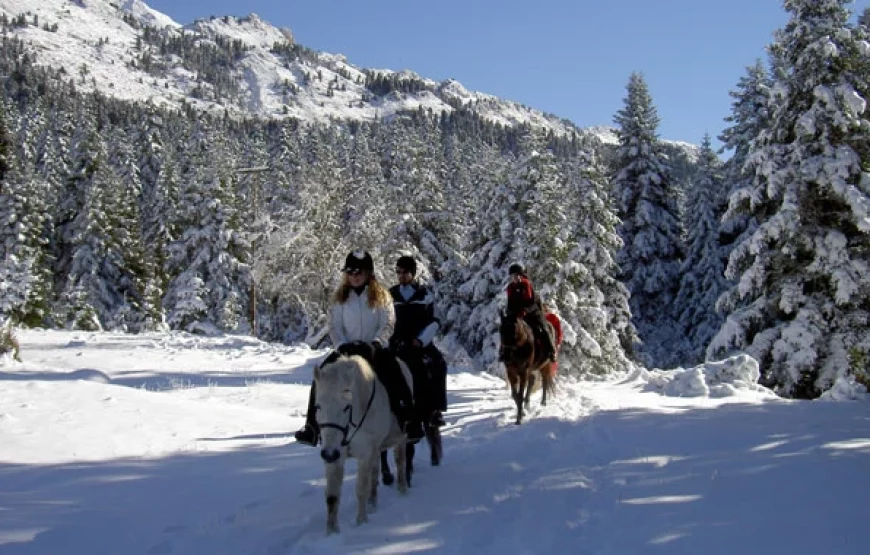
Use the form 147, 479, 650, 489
313, 363, 322, 382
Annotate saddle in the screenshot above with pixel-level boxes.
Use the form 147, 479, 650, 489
332, 341, 412, 413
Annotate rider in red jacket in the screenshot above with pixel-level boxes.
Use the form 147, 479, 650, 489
503, 263, 556, 362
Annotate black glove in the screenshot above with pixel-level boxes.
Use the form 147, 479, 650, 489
338, 341, 376, 360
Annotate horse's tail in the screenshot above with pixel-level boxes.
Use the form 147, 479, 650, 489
541, 364, 556, 398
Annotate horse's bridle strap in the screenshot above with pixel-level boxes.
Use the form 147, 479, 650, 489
318, 378, 377, 447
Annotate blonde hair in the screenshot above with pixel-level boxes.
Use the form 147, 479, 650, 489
333, 272, 391, 308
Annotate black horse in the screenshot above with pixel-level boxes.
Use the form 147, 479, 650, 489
380, 345, 446, 486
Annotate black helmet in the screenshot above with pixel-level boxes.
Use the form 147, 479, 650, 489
508, 263, 525, 276
395, 255, 417, 276
343, 250, 374, 274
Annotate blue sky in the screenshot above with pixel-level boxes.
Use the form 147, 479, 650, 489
145, 0, 870, 148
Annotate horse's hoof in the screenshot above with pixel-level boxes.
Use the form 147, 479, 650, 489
398, 483, 409, 495
355, 515, 368, 526
326, 524, 340, 535
381, 472, 394, 486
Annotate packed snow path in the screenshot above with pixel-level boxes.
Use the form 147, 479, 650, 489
1, 330, 869, 554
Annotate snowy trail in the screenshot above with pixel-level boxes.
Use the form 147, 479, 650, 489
2, 330, 869, 554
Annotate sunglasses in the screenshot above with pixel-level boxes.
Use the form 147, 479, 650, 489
345, 268, 364, 276
395, 268, 411, 275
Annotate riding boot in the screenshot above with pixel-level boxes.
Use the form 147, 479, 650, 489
293, 382, 319, 447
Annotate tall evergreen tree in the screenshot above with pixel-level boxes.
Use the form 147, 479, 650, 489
564, 150, 636, 373
710, 0, 870, 397
673, 135, 728, 364
716, 61, 771, 269
164, 121, 249, 333
612, 72, 684, 368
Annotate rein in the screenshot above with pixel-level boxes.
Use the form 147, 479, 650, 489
318, 377, 378, 447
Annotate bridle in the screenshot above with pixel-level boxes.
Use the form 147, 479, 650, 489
316, 379, 377, 447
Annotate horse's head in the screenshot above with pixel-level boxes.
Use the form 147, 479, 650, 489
499, 312, 534, 367
499, 312, 518, 345
314, 353, 372, 463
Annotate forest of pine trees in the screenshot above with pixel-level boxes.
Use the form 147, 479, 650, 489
2, 1, 870, 398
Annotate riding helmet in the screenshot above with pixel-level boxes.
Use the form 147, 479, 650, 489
343, 250, 375, 274
508, 263, 525, 276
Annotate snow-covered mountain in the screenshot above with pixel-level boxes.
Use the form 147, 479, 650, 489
0, 0, 597, 139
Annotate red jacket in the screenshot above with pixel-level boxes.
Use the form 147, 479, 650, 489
506, 276, 536, 315
545, 312, 563, 347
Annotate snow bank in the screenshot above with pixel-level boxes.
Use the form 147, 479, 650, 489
819, 376, 870, 402
630, 354, 775, 398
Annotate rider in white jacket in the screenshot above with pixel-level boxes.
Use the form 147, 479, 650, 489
294, 250, 424, 447
329, 285, 394, 348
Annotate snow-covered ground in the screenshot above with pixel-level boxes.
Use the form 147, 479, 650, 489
1, 330, 869, 554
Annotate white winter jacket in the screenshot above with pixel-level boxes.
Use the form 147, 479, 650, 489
329, 287, 395, 348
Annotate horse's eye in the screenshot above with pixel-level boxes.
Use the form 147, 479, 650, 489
314, 404, 320, 412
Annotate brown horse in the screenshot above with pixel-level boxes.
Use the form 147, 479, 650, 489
499, 312, 556, 424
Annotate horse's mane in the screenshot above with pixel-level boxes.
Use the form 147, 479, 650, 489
319, 354, 376, 386
500, 313, 530, 346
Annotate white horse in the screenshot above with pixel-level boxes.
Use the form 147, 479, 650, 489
314, 353, 412, 535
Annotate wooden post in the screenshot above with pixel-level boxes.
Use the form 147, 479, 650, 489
235, 165, 270, 338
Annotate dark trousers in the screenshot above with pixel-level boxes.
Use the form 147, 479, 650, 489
523, 309, 556, 358
394, 344, 448, 416
373, 347, 416, 425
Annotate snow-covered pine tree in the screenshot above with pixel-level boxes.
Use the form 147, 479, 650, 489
560, 150, 635, 374
0, 101, 30, 322
1, 101, 53, 326
612, 72, 684, 369
716, 61, 771, 269
135, 110, 173, 330
451, 156, 519, 370
55, 122, 116, 331
346, 124, 389, 252
106, 140, 149, 331
673, 134, 728, 365
164, 120, 249, 334
380, 114, 452, 276
709, 0, 870, 397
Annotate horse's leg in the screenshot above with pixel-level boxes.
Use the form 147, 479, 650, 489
395, 443, 409, 495
507, 368, 522, 415
355, 452, 375, 526
406, 442, 415, 488
507, 368, 519, 403
369, 453, 380, 511
427, 424, 442, 466
524, 372, 536, 410
324, 462, 344, 535
515, 373, 527, 425
380, 450, 394, 485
